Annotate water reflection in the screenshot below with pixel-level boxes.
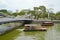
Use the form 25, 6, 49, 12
56, 23, 60, 32
55, 23, 60, 40
45, 23, 60, 40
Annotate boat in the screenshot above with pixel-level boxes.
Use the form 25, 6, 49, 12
41, 21, 54, 26
24, 24, 47, 31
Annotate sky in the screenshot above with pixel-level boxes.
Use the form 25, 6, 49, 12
0, 0, 60, 12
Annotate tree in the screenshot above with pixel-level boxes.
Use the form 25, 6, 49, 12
18, 10, 25, 15
0, 9, 8, 13
12, 12, 18, 16
34, 7, 43, 19
39, 6, 46, 18
34, 7, 39, 10
39, 6, 46, 12
0, 9, 11, 16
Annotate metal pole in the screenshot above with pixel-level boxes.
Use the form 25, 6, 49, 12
47, 9, 49, 19
48, 11, 49, 19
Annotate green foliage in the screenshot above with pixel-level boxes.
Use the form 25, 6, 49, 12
0, 6, 60, 20
0, 9, 11, 16
0, 9, 8, 13
33, 5, 47, 19
18, 11, 25, 15
55, 11, 60, 20
39, 6, 46, 11
34, 7, 39, 10
12, 13, 18, 16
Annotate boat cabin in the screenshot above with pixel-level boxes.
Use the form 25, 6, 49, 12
41, 21, 54, 26
24, 24, 47, 31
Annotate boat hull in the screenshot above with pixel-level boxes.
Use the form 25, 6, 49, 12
24, 28, 47, 31
24, 30, 46, 31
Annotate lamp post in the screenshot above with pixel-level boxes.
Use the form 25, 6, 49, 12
46, 9, 49, 20
47, 8, 53, 20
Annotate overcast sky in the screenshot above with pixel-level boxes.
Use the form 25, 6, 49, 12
0, 0, 60, 12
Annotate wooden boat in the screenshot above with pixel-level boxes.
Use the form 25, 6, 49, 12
41, 22, 54, 26
24, 24, 47, 31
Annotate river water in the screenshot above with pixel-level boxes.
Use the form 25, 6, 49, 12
0, 23, 60, 40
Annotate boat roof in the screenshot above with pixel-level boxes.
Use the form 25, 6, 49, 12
25, 24, 38, 26
44, 22, 53, 23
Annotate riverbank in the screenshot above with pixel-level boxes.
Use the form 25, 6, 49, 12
0, 22, 22, 35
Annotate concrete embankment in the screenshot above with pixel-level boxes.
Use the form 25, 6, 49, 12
0, 22, 23, 35
33, 20, 60, 23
